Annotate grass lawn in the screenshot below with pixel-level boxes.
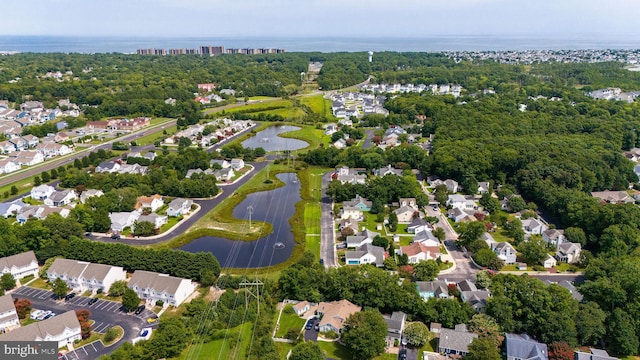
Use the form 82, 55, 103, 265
20, 318, 38, 326
248, 96, 279, 101
179, 322, 253, 360
420, 336, 438, 352
300, 94, 337, 120
362, 212, 385, 233
491, 230, 514, 243
398, 237, 413, 246
261, 107, 307, 120
135, 125, 177, 146
103, 326, 124, 346
224, 100, 292, 114
281, 125, 327, 153
275, 307, 306, 338
158, 216, 182, 233
74, 332, 102, 348
374, 354, 398, 360
28, 278, 50, 290
304, 204, 321, 234
0, 176, 35, 200
275, 342, 294, 359
20, 274, 35, 284
318, 341, 352, 360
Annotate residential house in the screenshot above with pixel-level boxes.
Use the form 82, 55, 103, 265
542, 254, 557, 268
0, 158, 19, 174
591, 190, 635, 204
127, 151, 156, 162
345, 244, 385, 267
135, 194, 164, 212
394, 205, 421, 223
30, 184, 55, 200
438, 324, 478, 357
340, 206, 363, 221
333, 138, 347, 149
213, 168, 235, 182
444, 179, 459, 193
210, 159, 230, 169
185, 168, 213, 179
53, 133, 70, 143
575, 348, 619, 360
44, 189, 77, 206
343, 195, 372, 212
447, 208, 477, 223
413, 229, 440, 247
316, 300, 361, 334
416, 281, 449, 301
230, 158, 245, 170
376, 164, 403, 177
0, 199, 25, 218
292, 301, 310, 316
17, 205, 69, 223
128, 270, 197, 306
457, 280, 491, 312
482, 232, 497, 249
542, 229, 566, 248
47, 258, 126, 294
505, 333, 548, 360
324, 124, 338, 135
0, 310, 81, 348
21, 134, 38, 148
135, 213, 168, 230
346, 229, 379, 248
493, 242, 517, 264
0, 251, 38, 279
117, 163, 148, 175
95, 161, 121, 173
407, 217, 431, 234
399, 242, 441, 263
383, 311, 406, 348
166, 198, 194, 217
79, 189, 104, 204
0, 141, 16, 154
334, 166, 366, 185
109, 211, 141, 233
521, 218, 548, 235
556, 242, 582, 264
36, 143, 72, 157
447, 194, 476, 211
11, 150, 44, 166
8, 137, 27, 151
0, 294, 20, 333
477, 181, 491, 194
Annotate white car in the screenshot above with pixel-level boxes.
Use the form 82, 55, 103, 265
30, 309, 44, 320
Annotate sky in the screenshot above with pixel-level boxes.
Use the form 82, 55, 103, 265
1, 0, 639, 38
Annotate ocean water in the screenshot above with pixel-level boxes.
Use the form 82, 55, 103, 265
1, 35, 640, 53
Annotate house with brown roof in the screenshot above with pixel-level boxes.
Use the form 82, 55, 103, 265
0, 294, 20, 333
135, 194, 164, 212
0, 250, 39, 279
0, 310, 81, 348
399, 242, 441, 264
316, 299, 361, 334
591, 190, 635, 204
128, 270, 197, 307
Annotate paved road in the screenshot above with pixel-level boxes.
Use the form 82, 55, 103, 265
12, 286, 155, 359
89, 161, 269, 245
361, 129, 375, 149
320, 171, 337, 268
0, 119, 176, 189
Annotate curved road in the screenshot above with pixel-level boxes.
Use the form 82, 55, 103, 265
89, 161, 269, 245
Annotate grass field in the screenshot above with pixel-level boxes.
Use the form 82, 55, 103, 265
275, 342, 294, 359
318, 341, 352, 360
135, 125, 177, 146
300, 94, 337, 120
374, 354, 398, 360
223, 100, 293, 114
275, 307, 306, 338
260, 107, 307, 120
248, 96, 279, 101
179, 322, 253, 360
280, 126, 328, 152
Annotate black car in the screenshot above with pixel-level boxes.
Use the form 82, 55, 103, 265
134, 305, 145, 315
305, 320, 313, 330
64, 293, 75, 301
88, 298, 98, 305
399, 348, 407, 360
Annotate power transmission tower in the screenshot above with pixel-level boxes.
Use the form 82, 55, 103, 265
239, 278, 263, 315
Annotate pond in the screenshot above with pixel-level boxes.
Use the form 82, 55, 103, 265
179, 173, 300, 268
241, 125, 309, 151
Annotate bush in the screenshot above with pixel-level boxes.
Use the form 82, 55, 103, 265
156, 300, 164, 307
283, 304, 297, 315
322, 330, 339, 339
104, 327, 120, 343
532, 265, 546, 271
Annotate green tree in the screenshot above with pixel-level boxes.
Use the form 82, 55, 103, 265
342, 310, 388, 360
564, 227, 587, 246
50, 168, 58, 179
388, 212, 398, 232
433, 227, 446, 241
289, 341, 323, 360
122, 287, 141, 312
372, 235, 388, 250
383, 257, 397, 271
468, 314, 501, 346
506, 196, 526, 213
475, 270, 492, 289
413, 260, 439, 281
52, 278, 69, 299
606, 308, 638, 356
41, 171, 51, 183
479, 193, 500, 213
133, 221, 156, 237
403, 322, 431, 348
148, 318, 188, 358
10, 186, 18, 195
33, 175, 41, 186
575, 302, 606, 346
434, 185, 448, 206
0, 273, 16, 291
457, 221, 485, 247
109, 280, 128, 297
464, 337, 500, 360
518, 237, 548, 265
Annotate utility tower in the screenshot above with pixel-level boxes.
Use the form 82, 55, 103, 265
239, 278, 264, 315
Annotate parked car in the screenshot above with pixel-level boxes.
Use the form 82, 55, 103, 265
135, 305, 145, 315
305, 320, 313, 330
30, 309, 43, 320
64, 293, 75, 301
43, 312, 56, 320
36, 311, 52, 321
88, 298, 98, 305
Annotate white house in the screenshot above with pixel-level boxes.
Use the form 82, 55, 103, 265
30, 184, 55, 200
542, 254, 557, 268
346, 229, 379, 248
135, 213, 168, 230
0, 294, 19, 333
109, 211, 141, 232
36, 143, 72, 158
95, 161, 121, 173
128, 270, 197, 307
447, 194, 476, 211
542, 229, 566, 248
79, 189, 104, 204
0, 250, 39, 280
0, 310, 82, 348
341, 206, 363, 221
399, 242, 441, 264
556, 242, 582, 264
345, 244, 385, 267
521, 218, 548, 235
47, 258, 126, 294
213, 168, 235, 182
166, 198, 194, 217
230, 158, 245, 170
11, 150, 44, 166
444, 179, 459, 193
135, 194, 164, 212
0, 199, 26, 218
44, 189, 77, 207
493, 242, 517, 264
210, 159, 230, 169
0, 158, 19, 174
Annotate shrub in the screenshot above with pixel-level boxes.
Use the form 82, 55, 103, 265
156, 300, 164, 307
104, 327, 120, 343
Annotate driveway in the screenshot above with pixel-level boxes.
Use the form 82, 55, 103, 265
11, 286, 156, 359
303, 318, 319, 342
361, 129, 375, 149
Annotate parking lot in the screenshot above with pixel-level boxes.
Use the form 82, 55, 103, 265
11, 286, 158, 359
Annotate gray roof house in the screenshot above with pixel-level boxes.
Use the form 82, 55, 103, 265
79, 189, 104, 204
438, 324, 478, 357
44, 189, 77, 207
345, 243, 385, 267
416, 281, 449, 301
128, 270, 197, 307
383, 311, 406, 347
0, 293, 20, 332
505, 333, 548, 360
0, 199, 26, 218
0, 250, 39, 279
556, 242, 582, 264
167, 198, 194, 217
0, 310, 82, 348
493, 242, 517, 264
343, 195, 372, 211
575, 348, 619, 360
